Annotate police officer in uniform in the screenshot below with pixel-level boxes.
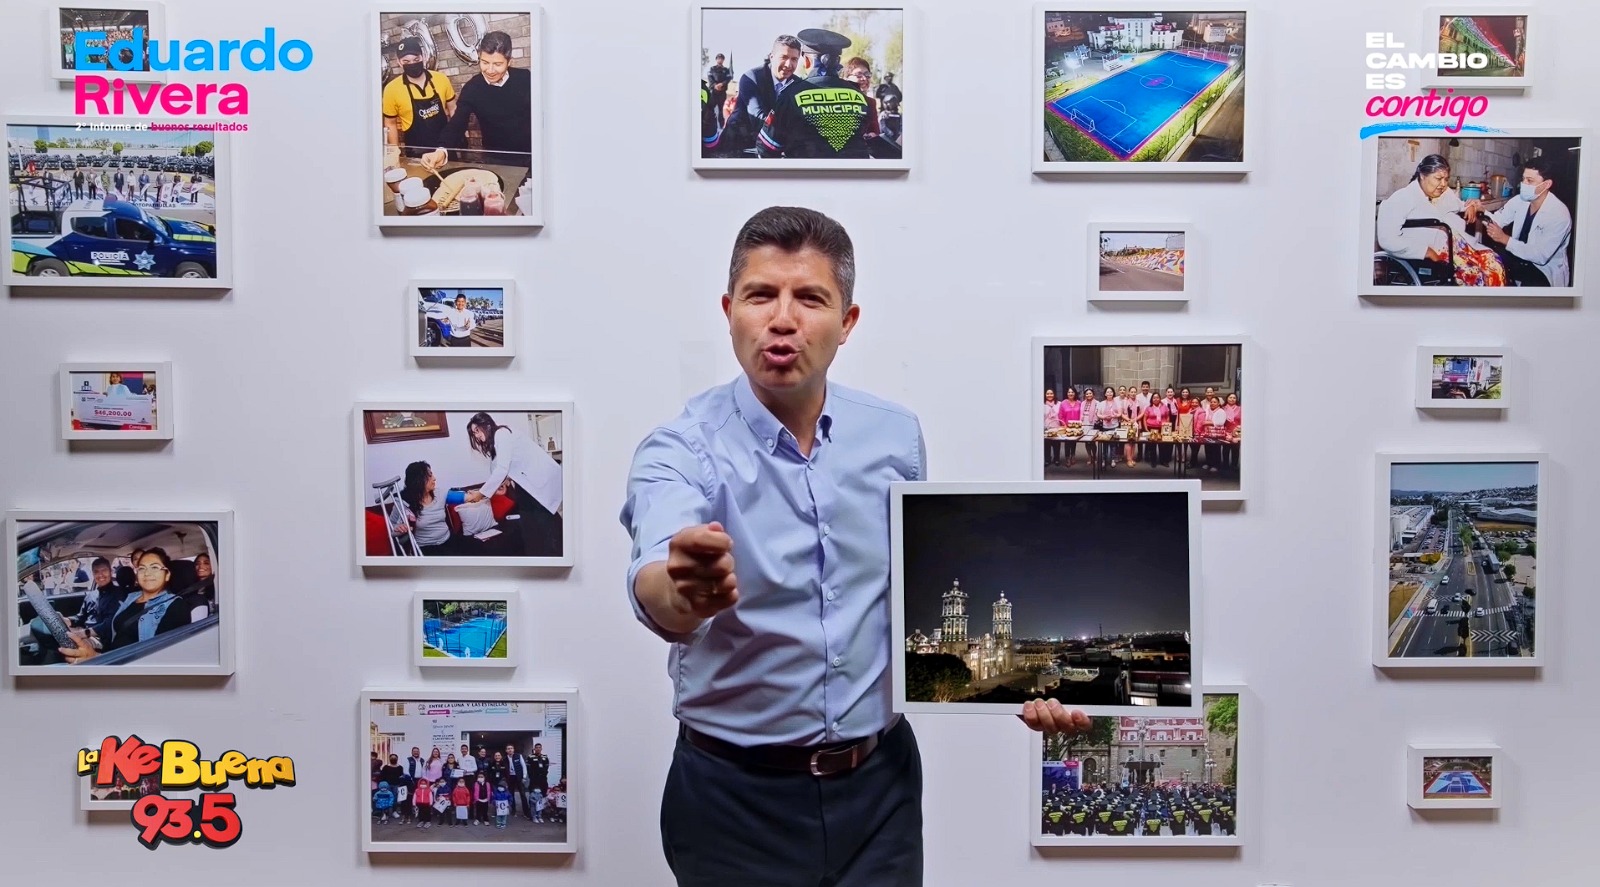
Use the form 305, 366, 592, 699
757, 28, 892, 160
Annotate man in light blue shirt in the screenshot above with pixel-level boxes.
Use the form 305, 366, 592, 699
621, 206, 1086, 886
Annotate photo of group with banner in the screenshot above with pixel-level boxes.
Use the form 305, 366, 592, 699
1034, 338, 1246, 499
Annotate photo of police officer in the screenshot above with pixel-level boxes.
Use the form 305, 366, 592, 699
376, 12, 538, 221
699, 8, 905, 164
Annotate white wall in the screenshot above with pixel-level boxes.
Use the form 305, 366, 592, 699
1, 1, 1594, 885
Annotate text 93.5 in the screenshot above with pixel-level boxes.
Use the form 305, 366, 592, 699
131, 793, 242, 849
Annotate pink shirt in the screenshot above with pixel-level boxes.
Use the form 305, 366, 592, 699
1057, 400, 1084, 423
1143, 404, 1168, 428
1043, 400, 1061, 430
1223, 404, 1241, 430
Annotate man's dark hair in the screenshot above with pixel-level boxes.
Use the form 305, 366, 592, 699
715, 53, 725, 60
478, 31, 514, 59
728, 206, 856, 311
1523, 154, 1555, 182
772, 35, 803, 54
91, 557, 111, 570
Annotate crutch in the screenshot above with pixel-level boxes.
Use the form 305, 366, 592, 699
373, 477, 423, 556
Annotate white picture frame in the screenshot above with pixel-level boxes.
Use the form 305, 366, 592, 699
58, 361, 172, 441
58, 358, 173, 438
1087, 222, 1192, 302
78, 735, 203, 811
372, 4, 545, 229
354, 402, 574, 569
6, 509, 236, 678
1361, 127, 1587, 298
1414, 346, 1510, 410
361, 687, 577, 854
1032, 2, 1254, 175
413, 589, 520, 668
4, 115, 233, 291
1033, 335, 1254, 503
1420, 7, 1533, 91
48, 2, 168, 83
691, 2, 912, 172
1374, 452, 1544, 669
1030, 684, 1248, 846
407, 278, 516, 359
1408, 743, 1502, 810
891, 479, 1203, 718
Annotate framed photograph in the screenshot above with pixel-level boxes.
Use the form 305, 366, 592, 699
1033, 336, 1251, 502
6, 510, 235, 677
410, 279, 515, 358
1032, 686, 1246, 845
1363, 129, 1586, 297
891, 480, 1202, 717
1088, 223, 1191, 301
693, 3, 909, 170
48, 3, 167, 83
362, 688, 576, 854
1415, 347, 1509, 410
4, 116, 231, 291
1421, 8, 1531, 90
1376, 453, 1543, 668
59, 361, 172, 440
355, 403, 572, 568
79, 736, 202, 810
414, 590, 519, 667
1408, 744, 1502, 809
1033, 4, 1251, 173
373, 5, 543, 228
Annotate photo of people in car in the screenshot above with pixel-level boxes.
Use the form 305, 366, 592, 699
10, 516, 227, 673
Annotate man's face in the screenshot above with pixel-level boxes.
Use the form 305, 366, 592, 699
399, 51, 421, 70
723, 245, 858, 401
93, 563, 112, 587
412, 748, 421, 757
534, 744, 542, 755
479, 51, 509, 84
771, 44, 800, 81
1522, 168, 1549, 197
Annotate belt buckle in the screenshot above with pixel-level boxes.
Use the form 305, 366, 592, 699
809, 744, 857, 777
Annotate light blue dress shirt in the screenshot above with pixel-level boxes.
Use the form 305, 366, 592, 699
621, 374, 925, 747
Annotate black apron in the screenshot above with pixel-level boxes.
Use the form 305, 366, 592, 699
401, 75, 448, 158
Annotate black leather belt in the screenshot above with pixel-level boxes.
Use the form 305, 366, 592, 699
680, 715, 901, 777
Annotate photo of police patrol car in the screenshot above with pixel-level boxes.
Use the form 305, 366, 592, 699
5, 119, 228, 288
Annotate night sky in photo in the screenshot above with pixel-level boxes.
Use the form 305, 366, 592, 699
901, 491, 1192, 639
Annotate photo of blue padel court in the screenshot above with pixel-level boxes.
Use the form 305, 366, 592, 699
1042, 11, 1247, 165
1422, 756, 1493, 799
422, 599, 508, 660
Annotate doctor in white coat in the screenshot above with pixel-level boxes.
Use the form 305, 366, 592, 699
1470, 154, 1573, 287
463, 411, 563, 557
1376, 154, 1467, 264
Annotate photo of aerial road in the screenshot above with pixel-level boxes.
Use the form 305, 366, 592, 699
1385, 461, 1537, 660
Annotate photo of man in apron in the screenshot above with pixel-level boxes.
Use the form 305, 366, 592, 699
381, 37, 458, 159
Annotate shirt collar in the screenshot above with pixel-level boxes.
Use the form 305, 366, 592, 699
734, 374, 833, 453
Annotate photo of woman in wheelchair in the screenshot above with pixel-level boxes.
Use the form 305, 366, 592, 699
1375, 151, 1574, 289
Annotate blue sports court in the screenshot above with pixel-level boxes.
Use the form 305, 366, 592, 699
1048, 50, 1231, 159
1426, 770, 1490, 796
424, 614, 507, 659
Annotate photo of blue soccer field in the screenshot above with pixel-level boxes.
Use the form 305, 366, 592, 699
421, 598, 509, 660
1041, 10, 1248, 165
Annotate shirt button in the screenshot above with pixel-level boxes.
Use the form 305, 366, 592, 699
821, 523, 829, 536
832, 656, 842, 667
831, 721, 840, 732
765, 439, 774, 449
826, 591, 836, 601
807, 463, 815, 471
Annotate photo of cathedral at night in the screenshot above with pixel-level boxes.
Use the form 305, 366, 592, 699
897, 484, 1199, 712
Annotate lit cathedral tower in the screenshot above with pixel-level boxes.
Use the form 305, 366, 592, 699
940, 580, 969, 655
993, 592, 1014, 672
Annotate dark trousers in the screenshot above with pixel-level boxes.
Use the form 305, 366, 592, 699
508, 483, 562, 558
661, 718, 923, 887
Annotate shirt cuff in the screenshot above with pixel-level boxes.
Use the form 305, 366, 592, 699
627, 544, 711, 646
